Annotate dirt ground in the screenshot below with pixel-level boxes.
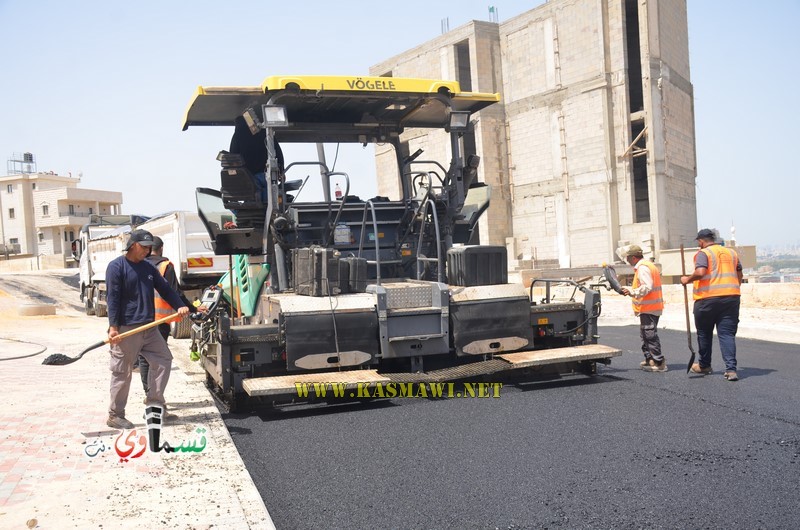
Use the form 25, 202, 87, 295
0, 270, 83, 309
0, 270, 102, 348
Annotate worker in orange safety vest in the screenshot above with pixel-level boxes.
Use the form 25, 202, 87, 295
621, 245, 667, 372
137, 236, 198, 393
680, 228, 743, 381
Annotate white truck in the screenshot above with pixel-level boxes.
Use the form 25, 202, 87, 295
74, 211, 227, 338
74, 214, 149, 318
137, 211, 229, 337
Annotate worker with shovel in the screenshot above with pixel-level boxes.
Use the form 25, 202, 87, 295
680, 229, 743, 381
105, 229, 190, 430
621, 245, 668, 372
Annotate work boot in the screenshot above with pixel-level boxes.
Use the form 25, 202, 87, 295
639, 358, 651, 368
107, 415, 135, 430
642, 359, 668, 372
724, 371, 739, 381
690, 363, 712, 375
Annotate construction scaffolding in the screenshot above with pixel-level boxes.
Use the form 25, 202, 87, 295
7, 152, 37, 175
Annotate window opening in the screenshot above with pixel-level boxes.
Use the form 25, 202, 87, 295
630, 121, 650, 222
625, 0, 644, 113
455, 40, 473, 92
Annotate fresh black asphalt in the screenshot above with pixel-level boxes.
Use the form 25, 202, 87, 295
223, 325, 800, 529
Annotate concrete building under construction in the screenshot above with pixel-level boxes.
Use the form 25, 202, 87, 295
370, 0, 696, 268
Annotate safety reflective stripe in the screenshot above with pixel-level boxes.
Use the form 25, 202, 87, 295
631, 260, 663, 315
154, 260, 181, 323
693, 245, 740, 300
187, 257, 213, 268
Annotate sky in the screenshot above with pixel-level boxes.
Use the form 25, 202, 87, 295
1, 0, 798, 248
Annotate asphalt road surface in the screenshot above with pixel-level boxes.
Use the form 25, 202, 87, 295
225, 326, 799, 529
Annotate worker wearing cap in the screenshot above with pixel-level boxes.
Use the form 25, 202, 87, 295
104, 229, 190, 430
135, 235, 198, 394
680, 228, 743, 381
621, 245, 667, 372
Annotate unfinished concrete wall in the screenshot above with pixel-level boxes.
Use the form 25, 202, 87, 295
501, 0, 627, 267
371, 0, 696, 266
638, 0, 697, 252
371, 22, 511, 247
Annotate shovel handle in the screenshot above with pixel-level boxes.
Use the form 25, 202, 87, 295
106, 313, 182, 343
681, 244, 698, 372
680, 245, 695, 339
681, 244, 691, 331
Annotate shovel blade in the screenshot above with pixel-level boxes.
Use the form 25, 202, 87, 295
686, 349, 696, 373
42, 353, 80, 366
41, 340, 105, 366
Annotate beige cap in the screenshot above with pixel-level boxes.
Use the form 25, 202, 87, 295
625, 245, 644, 257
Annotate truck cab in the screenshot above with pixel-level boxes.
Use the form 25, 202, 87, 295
73, 214, 149, 316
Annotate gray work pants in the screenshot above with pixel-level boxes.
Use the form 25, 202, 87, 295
138, 323, 170, 393
109, 325, 173, 419
639, 313, 664, 363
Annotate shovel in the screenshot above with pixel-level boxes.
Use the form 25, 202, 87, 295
680, 244, 698, 373
42, 313, 180, 366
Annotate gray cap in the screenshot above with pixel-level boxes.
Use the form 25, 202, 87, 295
696, 228, 716, 241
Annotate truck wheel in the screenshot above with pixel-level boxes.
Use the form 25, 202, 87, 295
170, 315, 192, 339
84, 290, 96, 316
94, 289, 107, 318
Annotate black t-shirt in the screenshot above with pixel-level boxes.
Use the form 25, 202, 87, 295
229, 116, 284, 175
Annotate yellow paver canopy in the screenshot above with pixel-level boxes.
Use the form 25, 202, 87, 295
182, 75, 500, 142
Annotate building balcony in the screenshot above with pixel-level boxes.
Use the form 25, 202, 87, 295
37, 213, 96, 228
33, 187, 123, 228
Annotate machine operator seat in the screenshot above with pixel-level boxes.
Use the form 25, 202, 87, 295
284, 179, 303, 192
462, 154, 481, 191
452, 183, 491, 245
216, 150, 264, 211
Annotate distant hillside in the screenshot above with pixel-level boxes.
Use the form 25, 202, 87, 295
756, 257, 800, 269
